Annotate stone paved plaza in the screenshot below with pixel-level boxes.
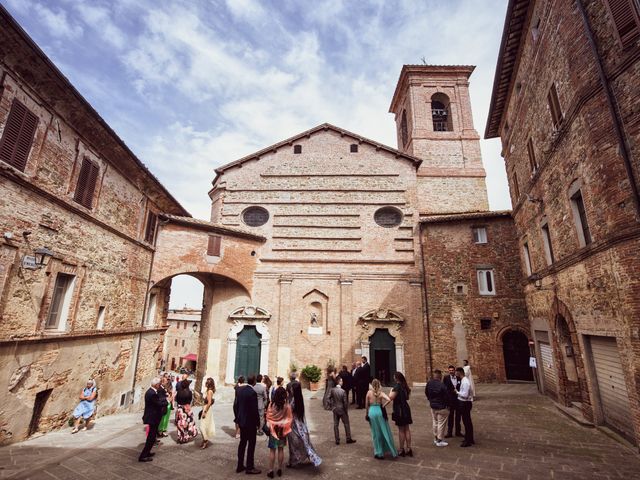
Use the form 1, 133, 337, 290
1, 384, 639, 480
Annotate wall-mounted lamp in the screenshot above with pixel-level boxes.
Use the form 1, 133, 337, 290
565, 344, 574, 357
22, 247, 54, 270
192, 323, 198, 333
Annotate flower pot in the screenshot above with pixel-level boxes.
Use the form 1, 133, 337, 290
309, 381, 319, 391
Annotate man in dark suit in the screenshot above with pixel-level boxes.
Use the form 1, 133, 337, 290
234, 375, 261, 474
442, 365, 462, 438
349, 363, 358, 404
139, 377, 168, 462
338, 365, 354, 405
355, 356, 371, 409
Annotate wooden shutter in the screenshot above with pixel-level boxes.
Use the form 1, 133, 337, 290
0, 99, 38, 172
207, 235, 221, 256
73, 157, 99, 208
144, 211, 157, 243
606, 0, 640, 48
547, 84, 563, 129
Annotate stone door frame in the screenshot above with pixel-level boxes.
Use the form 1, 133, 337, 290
357, 308, 405, 375
225, 306, 271, 384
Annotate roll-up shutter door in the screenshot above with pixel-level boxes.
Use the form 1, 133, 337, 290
590, 336, 633, 439
539, 342, 558, 397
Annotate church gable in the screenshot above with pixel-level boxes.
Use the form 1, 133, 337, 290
211, 126, 419, 264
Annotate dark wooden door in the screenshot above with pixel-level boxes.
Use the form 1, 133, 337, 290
234, 326, 261, 379
503, 330, 533, 381
370, 329, 396, 386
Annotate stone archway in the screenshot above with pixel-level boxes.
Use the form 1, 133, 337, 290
548, 298, 588, 408
357, 308, 405, 376
224, 306, 271, 384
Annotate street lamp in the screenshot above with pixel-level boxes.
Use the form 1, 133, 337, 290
21, 246, 54, 269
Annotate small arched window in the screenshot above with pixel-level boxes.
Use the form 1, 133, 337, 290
431, 93, 453, 131
400, 110, 408, 148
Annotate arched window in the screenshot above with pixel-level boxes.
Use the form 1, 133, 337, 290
431, 93, 453, 131
400, 110, 408, 148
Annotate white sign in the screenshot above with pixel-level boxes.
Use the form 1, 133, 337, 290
354, 348, 362, 355
529, 357, 537, 368
21, 255, 38, 270
307, 326, 323, 335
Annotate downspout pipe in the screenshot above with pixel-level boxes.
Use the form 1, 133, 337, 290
576, 0, 640, 217
418, 222, 434, 377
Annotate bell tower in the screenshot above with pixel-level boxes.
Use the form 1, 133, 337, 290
389, 65, 489, 214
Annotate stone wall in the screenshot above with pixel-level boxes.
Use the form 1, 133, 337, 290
421, 214, 529, 382
491, 0, 640, 445
0, 16, 185, 444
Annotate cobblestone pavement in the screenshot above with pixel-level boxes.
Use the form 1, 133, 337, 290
1, 384, 639, 480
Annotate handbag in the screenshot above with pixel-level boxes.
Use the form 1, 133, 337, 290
262, 423, 271, 436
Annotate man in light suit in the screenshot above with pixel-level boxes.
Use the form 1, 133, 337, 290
330, 376, 356, 445
139, 377, 168, 462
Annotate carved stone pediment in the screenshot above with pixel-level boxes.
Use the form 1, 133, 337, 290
229, 305, 271, 321
359, 308, 404, 323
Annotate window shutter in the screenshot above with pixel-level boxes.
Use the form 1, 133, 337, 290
0, 99, 38, 172
207, 235, 221, 256
606, 0, 640, 48
73, 157, 99, 208
144, 211, 157, 243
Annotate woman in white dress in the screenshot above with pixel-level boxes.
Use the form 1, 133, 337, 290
200, 377, 216, 449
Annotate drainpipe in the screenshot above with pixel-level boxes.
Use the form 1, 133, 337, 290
576, 0, 640, 217
418, 222, 434, 377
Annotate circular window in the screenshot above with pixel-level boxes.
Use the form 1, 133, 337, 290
374, 207, 403, 228
242, 206, 269, 227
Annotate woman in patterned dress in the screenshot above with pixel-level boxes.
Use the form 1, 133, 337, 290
286, 381, 322, 468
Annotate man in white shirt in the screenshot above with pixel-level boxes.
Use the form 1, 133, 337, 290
455, 367, 474, 447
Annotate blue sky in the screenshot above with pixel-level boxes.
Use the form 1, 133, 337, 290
4, 0, 510, 307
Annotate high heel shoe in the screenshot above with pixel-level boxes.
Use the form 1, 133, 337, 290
407, 448, 413, 457
267, 471, 274, 479
398, 448, 405, 457
277, 469, 282, 477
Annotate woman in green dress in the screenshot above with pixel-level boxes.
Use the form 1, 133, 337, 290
365, 379, 397, 459
157, 375, 173, 437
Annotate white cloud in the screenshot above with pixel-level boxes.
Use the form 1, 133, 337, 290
33, 3, 83, 40
75, 4, 127, 50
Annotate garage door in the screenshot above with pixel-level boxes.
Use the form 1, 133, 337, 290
539, 342, 558, 397
590, 336, 633, 439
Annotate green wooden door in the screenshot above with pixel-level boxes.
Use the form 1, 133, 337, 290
234, 326, 261, 379
370, 328, 396, 385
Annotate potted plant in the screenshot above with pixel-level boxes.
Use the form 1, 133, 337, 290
301, 364, 322, 391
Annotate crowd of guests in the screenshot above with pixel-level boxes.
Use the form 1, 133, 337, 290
134, 357, 476, 470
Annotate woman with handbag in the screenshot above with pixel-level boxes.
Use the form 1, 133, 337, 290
389, 371, 413, 457
365, 379, 397, 460
200, 377, 216, 449
265, 387, 293, 478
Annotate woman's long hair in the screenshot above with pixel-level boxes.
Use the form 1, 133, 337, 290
371, 378, 381, 398
290, 381, 305, 420
273, 386, 287, 410
394, 372, 411, 399
205, 377, 216, 393
263, 375, 272, 391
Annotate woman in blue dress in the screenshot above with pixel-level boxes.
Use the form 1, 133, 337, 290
365, 379, 397, 459
71, 379, 97, 433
